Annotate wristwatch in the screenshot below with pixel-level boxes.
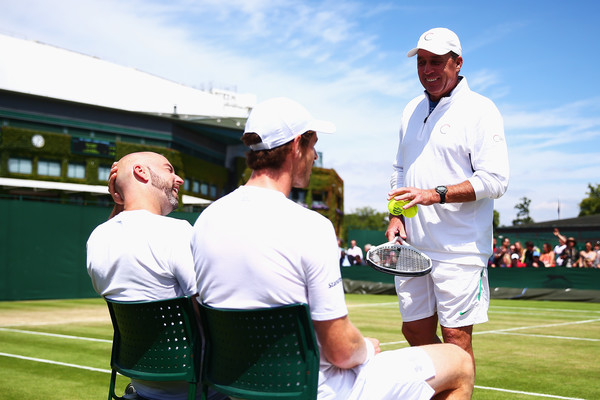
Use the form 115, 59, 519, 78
435, 185, 447, 204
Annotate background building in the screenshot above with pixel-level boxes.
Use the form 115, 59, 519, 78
0, 34, 343, 300
0, 33, 343, 230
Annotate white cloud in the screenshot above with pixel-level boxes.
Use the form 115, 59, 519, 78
2, 0, 599, 229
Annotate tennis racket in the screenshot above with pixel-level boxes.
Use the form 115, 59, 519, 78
365, 237, 432, 276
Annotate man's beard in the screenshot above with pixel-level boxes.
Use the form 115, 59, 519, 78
148, 168, 178, 211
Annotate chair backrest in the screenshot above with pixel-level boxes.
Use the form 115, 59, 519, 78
106, 296, 204, 400
198, 302, 319, 400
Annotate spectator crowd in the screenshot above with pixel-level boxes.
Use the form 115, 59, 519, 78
339, 239, 372, 267
489, 228, 600, 269
339, 229, 600, 270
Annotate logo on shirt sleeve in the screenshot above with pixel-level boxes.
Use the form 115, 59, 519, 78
328, 277, 343, 288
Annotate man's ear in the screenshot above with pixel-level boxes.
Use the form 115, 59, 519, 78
455, 56, 463, 72
292, 135, 302, 157
132, 164, 150, 183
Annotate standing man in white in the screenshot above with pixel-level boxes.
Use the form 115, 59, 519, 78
386, 27, 510, 370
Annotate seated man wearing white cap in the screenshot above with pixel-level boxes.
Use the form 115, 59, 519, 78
192, 97, 474, 399
386, 27, 510, 372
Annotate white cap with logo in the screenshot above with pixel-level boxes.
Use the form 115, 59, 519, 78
244, 97, 336, 151
407, 27, 462, 58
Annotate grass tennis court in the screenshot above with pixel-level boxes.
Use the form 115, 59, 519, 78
1, 294, 599, 399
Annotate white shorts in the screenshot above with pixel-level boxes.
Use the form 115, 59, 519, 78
394, 261, 489, 328
348, 346, 435, 400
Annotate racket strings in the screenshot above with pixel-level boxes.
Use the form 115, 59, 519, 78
369, 246, 429, 272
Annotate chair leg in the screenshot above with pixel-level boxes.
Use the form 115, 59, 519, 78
188, 383, 197, 400
108, 370, 118, 400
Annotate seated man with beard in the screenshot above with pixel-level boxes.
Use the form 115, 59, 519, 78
87, 151, 226, 400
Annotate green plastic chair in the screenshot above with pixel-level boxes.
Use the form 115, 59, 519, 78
198, 302, 319, 400
105, 296, 204, 400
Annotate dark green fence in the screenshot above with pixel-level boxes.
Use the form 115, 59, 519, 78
341, 264, 600, 301
341, 264, 600, 290
0, 198, 199, 301
2, 201, 599, 301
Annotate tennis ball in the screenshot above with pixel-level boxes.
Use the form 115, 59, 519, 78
388, 199, 418, 218
403, 203, 418, 218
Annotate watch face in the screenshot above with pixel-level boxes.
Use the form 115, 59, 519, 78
32, 134, 45, 148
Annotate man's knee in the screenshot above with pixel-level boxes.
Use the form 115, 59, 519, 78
450, 345, 475, 398
424, 344, 474, 398
454, 345, 475, 382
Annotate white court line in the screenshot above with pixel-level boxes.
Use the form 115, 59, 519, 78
474, 385, 585, 400
0, 351, 587, 400
345, 300, 600, 346
494, 331, 600, 342
0, 327, 111, 343
0, 352, 111, 374
379, 318, 598, 398
477, 318, 600, 335
490, 305, 600, 315
379, 318, 600, 347
348, 301, 600, 317
5, 320, 598, 348
2, 301, 597, 400
347, 302, 397, 308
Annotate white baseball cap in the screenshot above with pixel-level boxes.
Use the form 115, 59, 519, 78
407, 27, 462, 58
244, 97, 336, 151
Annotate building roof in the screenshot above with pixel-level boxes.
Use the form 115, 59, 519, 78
0, 33, 255, 119
0, 177, 211, 206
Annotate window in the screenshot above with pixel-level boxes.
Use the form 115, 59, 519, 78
67, 163, 86, 179
290, 188, 307, 204
311, 192, 329, 210
8, 158, 33, 174
192, 181, 200, 193
200, 183, 208, 196
183, 180, 190, 192
209, 184, 217, 198
38, 160, 61, 177
98, 165, 110, 181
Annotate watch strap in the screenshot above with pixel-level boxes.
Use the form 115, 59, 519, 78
435, 186, 447, 204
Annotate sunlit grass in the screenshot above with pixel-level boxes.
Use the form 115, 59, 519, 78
1, 295, 599, 399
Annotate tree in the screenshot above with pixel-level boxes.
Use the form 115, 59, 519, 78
493, 209, 500, 230
579, 183, 600, 217
512, 196, 534, 226
342, 206, 388, 240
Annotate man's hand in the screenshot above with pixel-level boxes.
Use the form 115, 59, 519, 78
108, 162, 123, 204
385, 215, 406, 242
387, 186, 438, 210
388, 181, 476, 209
365, 337, 381, 356
107, 161, 124, 219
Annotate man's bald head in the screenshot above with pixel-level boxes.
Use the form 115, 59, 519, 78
114, 152, 166, 192
111, 152, 183, 216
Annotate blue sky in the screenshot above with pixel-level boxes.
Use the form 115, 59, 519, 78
2, 0, 599, 227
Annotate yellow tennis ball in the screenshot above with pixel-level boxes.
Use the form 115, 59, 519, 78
388, 199, 418, 218
388, 199, 404, 215
403, 203, 418, 218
